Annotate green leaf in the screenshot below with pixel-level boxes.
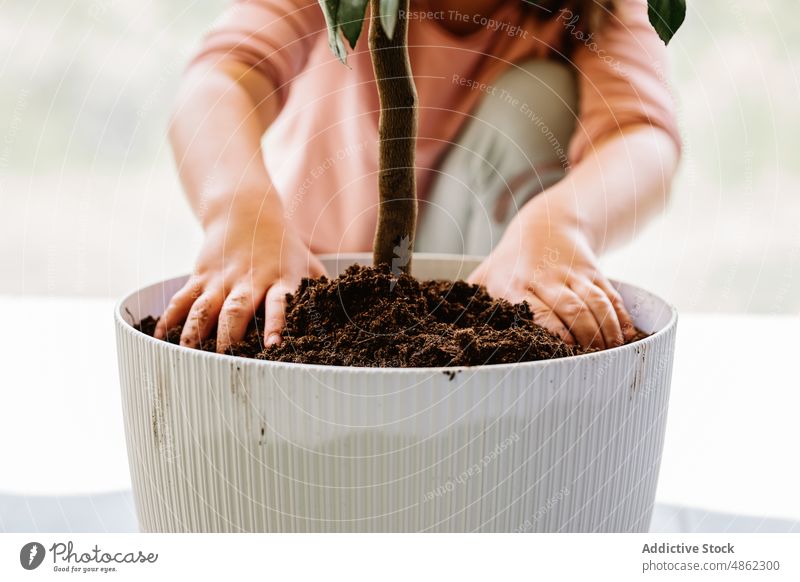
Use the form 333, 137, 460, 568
317, 0, 347, 63
338, 0, 369, 49
647, 0, 686, 45
379, 0, 399, 39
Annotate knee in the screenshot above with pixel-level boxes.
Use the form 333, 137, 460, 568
473, 60, 578, 159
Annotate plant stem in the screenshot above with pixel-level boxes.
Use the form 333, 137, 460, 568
369, 0, 418, 273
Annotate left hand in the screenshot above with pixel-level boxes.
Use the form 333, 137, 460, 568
467, 203, 637, 350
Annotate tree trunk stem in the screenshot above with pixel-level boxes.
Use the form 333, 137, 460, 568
369, 0, 418, 273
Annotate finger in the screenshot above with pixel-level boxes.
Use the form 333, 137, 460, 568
216, 282, 266, 354
526, 293, 576, 345
596, 278, 637, 343
264, 282, 291, 347
468, 265, 520, 305
466, 263, 488, 287
570, 279, 623, 348
535, 284, 603, 350
180, 286, 224, 348
497, 282, 528, 305
154, 278, 203, 340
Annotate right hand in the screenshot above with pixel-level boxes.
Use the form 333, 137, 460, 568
154, 200, 326, 353
468, 202, 636, 350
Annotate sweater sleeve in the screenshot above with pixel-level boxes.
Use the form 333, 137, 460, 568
567, 0, 681, 164
190, 0, 325, 106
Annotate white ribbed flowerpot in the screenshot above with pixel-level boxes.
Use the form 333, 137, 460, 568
115, 253, 676, 532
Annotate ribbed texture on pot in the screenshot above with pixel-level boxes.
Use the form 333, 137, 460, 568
115, 255, 677, 532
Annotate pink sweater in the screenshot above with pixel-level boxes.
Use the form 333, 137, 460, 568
194, 0, 680, 253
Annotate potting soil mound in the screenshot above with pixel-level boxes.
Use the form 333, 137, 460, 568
137, 265, 642, 367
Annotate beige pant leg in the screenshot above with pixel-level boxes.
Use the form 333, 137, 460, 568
415, 59, 578, 256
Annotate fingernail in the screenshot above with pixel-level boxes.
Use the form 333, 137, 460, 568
265, 333, 281, 347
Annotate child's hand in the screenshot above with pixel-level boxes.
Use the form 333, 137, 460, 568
467, 203, 636, 350
154, 199, 326, 353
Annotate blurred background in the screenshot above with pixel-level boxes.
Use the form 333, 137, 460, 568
0, 0, 798, 314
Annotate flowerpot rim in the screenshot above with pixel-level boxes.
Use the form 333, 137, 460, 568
115, 253, 677, 374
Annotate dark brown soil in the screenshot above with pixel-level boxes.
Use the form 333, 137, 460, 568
136, 265, 644, 367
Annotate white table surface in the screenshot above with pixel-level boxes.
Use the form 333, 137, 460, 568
1, 296, 798, 522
